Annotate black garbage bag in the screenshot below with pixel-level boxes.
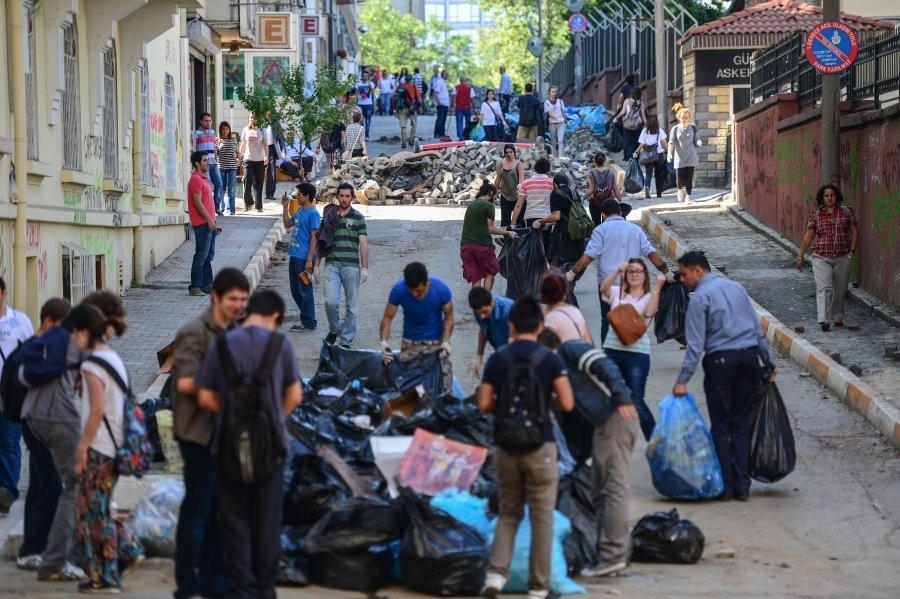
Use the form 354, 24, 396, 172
604, 123, 623, 153
624, 158, 645, 194
749, 382, 796, 483
400, 488, 489, 596
654, 279, 690, 344
631, 508, 705, 564
277, 526, 311, 586
322, 414, 376, 470
310, 544, 392, 591
662, 161, 677, 192
432, 395, 494, 448
283, 445, 352, 527
556, 467, 597, 574
498, 228, 548, 300
302, 496, 408, 554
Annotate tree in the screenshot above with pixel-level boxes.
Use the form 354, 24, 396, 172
358, 0, 426, 73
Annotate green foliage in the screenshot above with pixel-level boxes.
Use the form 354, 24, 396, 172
236, 85, 277, 127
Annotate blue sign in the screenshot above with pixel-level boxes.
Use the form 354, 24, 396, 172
568, 13, 588, 34
805, 21, 859, 74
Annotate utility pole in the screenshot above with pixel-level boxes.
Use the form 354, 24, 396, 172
820, 0, 840, 185
538, 0, 543, 97
654, 0, 666, 126
575, 30, 583, 105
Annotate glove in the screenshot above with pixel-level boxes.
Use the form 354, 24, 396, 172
470, 356, 483, 379
565, 270, 577, 283
667, 154, 673, 163
665, 271, 675, 283
360, 268, 369, 284
696, 139, 703, 147
312, 266, 321, 284
440, 341, 452, 357
380, 341, 394, 364
531, 220, 543, 229
507, 231, 518, 239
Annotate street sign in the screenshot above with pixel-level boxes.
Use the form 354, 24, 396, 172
805, 21, 859, 74
300, 15, 320, 37
568, 13, 588, 34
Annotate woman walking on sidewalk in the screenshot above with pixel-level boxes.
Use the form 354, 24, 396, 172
544, 86, 567, 156
633, 114, 668, 199
667, 107, 702, 204
796, 183, 858, 332
217, 121, 239, 215
600, 259, 666, 441
612, 87, 647, 161
584, 152, 622, 226
494, 144, 525, 228
479, 89, 507, 143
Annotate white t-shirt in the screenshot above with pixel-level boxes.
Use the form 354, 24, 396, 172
80, 349, 127, 458
544, 99, 566, 124
544, 305, 589, 343
480, 101, 503, 126
433, 78, 450, 106
240, 126, 268, 162
379, 77, 395, 94
0, 307, 34, 367
602, 286, 653, 354
638, 128, 667, 153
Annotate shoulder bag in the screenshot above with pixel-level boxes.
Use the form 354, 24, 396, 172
607, 290, 648, 345
639, 132, 660, 164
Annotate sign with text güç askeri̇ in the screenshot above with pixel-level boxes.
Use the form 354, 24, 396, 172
805, 21, 859, 74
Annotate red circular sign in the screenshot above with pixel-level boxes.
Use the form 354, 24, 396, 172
805, 21, 859, 74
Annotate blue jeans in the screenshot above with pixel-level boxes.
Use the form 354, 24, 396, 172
20, 423, 60, 557
0, 412, 22, 502
599, 296, 612, 345
455, 107, 472, 140
175, 439, 227, 599
323, 262, 360, 346
434, 104, 448, 137
289, 257, 317, 329
190, 224, 216, 291
604, 349, 656, 441
381, 93, 392, 116
360, 104, 374, 138
220, 168, 237, 214
207, 163, 223, 212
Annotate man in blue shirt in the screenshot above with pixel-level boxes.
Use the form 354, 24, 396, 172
673, 251, 777, 502
498, 66, 512, 113
467, 286, 513, 378
281, 183, 320, 332
567, 199, 673, 342
379, 262, 454, 392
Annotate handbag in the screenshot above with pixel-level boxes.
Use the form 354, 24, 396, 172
487, 101, 510, 139
341, 127, 364, 161
639, 132, 659, 165
607, 291, 648, 345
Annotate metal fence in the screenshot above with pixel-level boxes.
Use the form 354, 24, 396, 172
750, 28, 900, 108
547, 0, 697, 101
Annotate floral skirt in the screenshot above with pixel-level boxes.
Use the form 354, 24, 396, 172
74, 449, 143, 587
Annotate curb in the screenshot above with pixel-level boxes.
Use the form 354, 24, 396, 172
641, 207, 900, 450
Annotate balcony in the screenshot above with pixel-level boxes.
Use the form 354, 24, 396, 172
204, 0, 261, 46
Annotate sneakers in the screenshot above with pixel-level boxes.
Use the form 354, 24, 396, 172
0, 486, 11, 515
644, 187, 651, 199
580, 560, 627, 578
820, 322, 831, 331
17, 554, 42, 570
480, 572, 508, 598
290, 324, 315, 332
685, 194, 692, 204
188, 287, 205, 297
527, 590, 561, 599
676, 188, 686, 203
78, 581, 121, 594
39, 562, 87, 581
324, 332, 339, 345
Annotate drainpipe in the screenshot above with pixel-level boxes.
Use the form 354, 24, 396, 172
9, 0, 28, 310
132, 63, 145, 285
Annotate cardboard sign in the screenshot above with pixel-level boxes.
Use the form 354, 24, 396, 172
398, 429, 488, 496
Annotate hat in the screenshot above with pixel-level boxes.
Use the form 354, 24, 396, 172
600, 198, 621, 216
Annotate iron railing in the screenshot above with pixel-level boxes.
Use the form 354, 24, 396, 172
750, 28, 900, 108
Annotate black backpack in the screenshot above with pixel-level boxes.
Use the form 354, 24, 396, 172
494, 348, 551, 452
216, 332, 286, 484
320, 130, 340, 153
0, 341, 26, 422
518, 98, 538, 128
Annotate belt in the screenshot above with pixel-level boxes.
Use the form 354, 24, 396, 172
709, 346, 756, 355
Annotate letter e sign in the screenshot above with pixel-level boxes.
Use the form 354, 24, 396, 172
258, 14, 289, 47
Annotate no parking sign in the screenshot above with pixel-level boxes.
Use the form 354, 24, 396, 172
805, 21, 859, 74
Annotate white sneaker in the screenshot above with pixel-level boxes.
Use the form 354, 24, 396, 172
17, 554, 42, 570
580, 559, 627, 578
685, 194, 692, 204
480, 571, 508, 598
676, 188, 685, 202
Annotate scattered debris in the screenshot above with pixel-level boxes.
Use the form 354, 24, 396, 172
793, 326, 805, 334
847, 323, 860, 331
716, 548, 736, 559
848, 364, 863, 377
829, 352, 842, 365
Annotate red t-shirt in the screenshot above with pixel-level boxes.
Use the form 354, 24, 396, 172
455, 83, 473, 109
187, 171, 214, 227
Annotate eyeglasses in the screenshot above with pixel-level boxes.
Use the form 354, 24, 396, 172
625, 269, 645, 275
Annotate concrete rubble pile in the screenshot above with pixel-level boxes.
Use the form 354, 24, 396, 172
315, 128, 606, 206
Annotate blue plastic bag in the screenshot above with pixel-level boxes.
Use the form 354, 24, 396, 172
469, 122, 486, 142
583, 106, 607, 136
646, 393, 724, 500
430, 490, 585, 595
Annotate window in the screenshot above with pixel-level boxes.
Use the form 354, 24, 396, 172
25, 7, 38, 160
164, 73, 177, 190
102, 44, 118, 180
425, 4, 445, 20
61, 243, 96, 304
61, 21, 81, 171
141, 61, 151, 186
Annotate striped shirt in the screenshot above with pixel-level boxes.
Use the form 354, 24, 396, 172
216, 136, 239, 170
325, 208, 367, 267
193, 128, 217, 164
519, 174, 554, 220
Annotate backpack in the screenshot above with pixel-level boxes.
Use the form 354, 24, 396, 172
87, 356, 153, 478
562, 189, 594, 240
494, 348, 551, 453
518, 98, 538, 128
320, 130, 340, 153
0, 328, 73, 422
622, 100, 642, 131
394, 86, 412, 112
0, 341, 26, 422
590, 168, 614, 206
216, 332, 286, 484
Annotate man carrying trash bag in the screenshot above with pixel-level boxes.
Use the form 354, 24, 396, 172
672, 251, 777, 502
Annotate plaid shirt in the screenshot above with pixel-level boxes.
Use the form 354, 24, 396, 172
807, 205, 856, 258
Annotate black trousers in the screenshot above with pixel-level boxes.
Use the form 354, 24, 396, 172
499, 197, 525, 229
243, 161, 265, 210
20, 423, 60, 557
702, 348, 760, 497
676, 166, 695, 194
265, 144, 278, 197
215, 464, 284, 599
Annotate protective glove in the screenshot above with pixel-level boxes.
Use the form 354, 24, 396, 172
531, 220, 543, 230
507, 231, 518, 239
440, 341, 452, 358
380, 340, 394, 364
565, 270, 577, 283
361, 268, 369, 284
312, 266, 321, 284
665, 271, 675, 284
696, 139, 703, 147
470, 356, 483, 379
667, 154, 673, 163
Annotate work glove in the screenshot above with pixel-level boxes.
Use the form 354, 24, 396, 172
440, 341, 452, 358
665, 271, 676, 284
470, 356, 483, 379
507, 231, 518, 239
695, 139, 703, 147
531, 220, 543, 230
565, 270, 577, 283
380, 341, 394, 364
667, 154, 673, 163
361, 267, 369, 284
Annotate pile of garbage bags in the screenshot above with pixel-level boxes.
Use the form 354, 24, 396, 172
498, 228, 549, 300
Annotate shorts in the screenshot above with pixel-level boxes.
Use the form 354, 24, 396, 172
460, 243, 500, 283
517, 126, 538, 141
398, 109, 417, 129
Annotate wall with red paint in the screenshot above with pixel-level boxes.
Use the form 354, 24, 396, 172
735, 97, 900, 310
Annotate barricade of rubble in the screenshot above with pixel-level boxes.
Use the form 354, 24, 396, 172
315, 128, 606, 206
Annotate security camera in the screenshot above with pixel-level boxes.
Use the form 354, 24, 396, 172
358, 24, 369, 33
